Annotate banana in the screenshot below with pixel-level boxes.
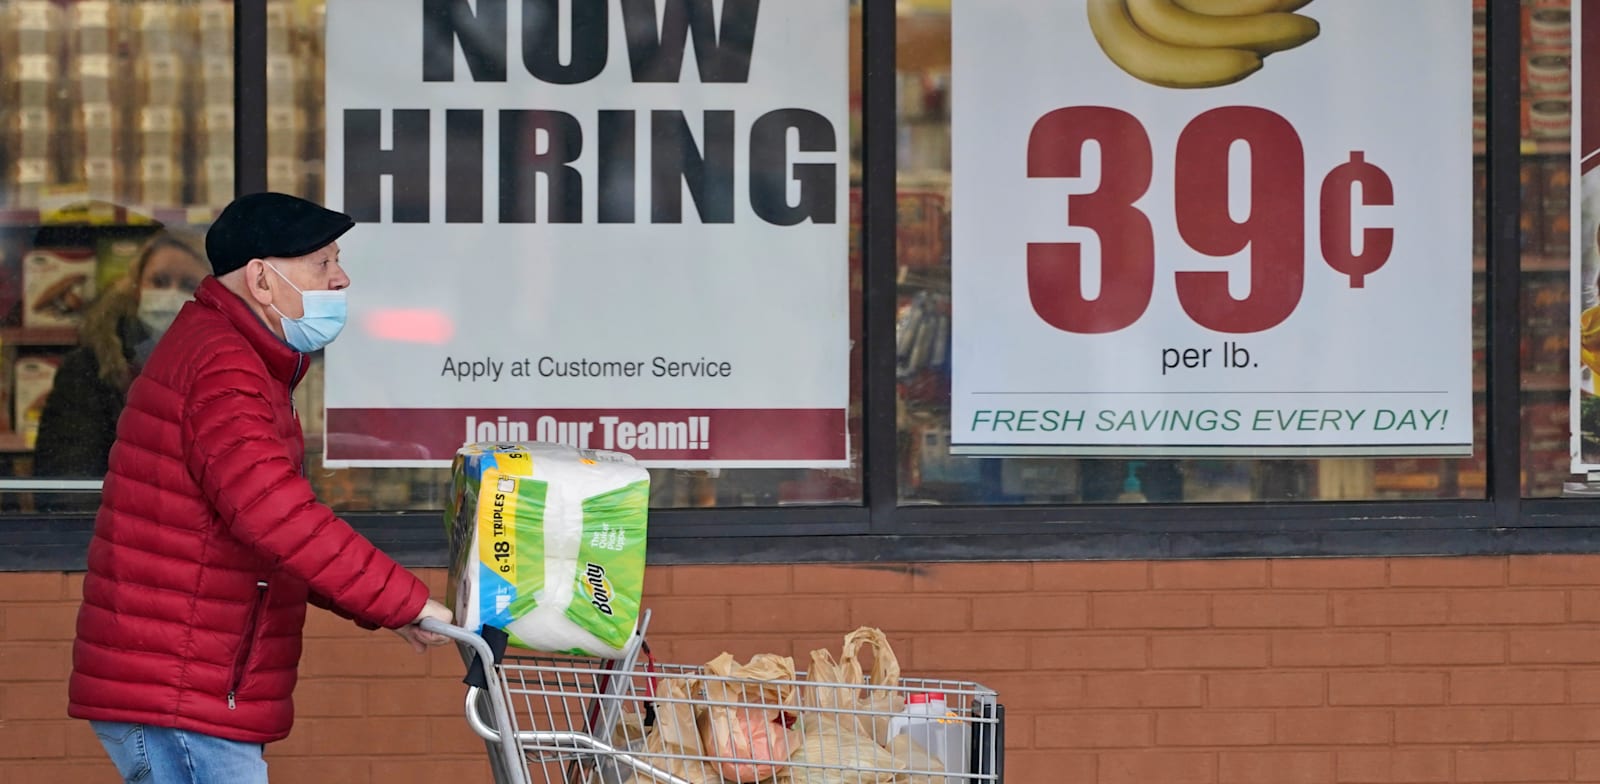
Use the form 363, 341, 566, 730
1087, 0, 1262, 88
1172, 0, 1312, 14
1127, 0, 1319, 54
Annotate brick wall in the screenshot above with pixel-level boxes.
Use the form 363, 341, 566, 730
5, 556, 1600, 783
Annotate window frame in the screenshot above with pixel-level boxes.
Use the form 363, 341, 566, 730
0, 0, 1584, 570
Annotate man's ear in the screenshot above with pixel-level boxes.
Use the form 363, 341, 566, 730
244, 258, 274, 306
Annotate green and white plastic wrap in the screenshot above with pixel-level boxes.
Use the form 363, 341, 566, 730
446, 441, 648, 658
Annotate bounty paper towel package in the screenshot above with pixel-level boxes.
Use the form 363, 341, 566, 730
446, 441, 649, 659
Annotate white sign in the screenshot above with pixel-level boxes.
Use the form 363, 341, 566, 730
951, 0, 1473, 456
323, 0, 850, 468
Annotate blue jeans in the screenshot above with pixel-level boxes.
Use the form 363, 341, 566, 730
90, 721, 268, 784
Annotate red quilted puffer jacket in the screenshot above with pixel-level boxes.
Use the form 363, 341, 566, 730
68, 276, 430, 744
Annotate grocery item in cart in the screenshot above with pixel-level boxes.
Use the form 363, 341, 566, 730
700, 652, 798, 782
447, 441, 648, 659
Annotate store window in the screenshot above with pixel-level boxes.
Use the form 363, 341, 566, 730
1549, 0, 1590, 496
274, 0, 864, 511
0, 0, 232, 512
894, 1, 1489, 505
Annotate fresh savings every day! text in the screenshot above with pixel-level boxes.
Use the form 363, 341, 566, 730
951, 0, 1473, 456
320, 1, 850, 468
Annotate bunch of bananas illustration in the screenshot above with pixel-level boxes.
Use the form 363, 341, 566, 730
1087, 0, 1319, 89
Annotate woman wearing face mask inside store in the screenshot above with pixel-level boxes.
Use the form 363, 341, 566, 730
33, 232, 211, 479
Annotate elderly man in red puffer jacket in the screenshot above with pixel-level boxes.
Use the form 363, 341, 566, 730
68, 192, 455, 784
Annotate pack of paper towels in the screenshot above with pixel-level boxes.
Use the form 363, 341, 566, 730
446, 441, 649, 659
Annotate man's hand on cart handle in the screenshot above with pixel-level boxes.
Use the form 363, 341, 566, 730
394, 598, 454, 653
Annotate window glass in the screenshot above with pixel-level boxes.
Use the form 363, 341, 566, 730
0, 0, 232, 512
277, 0, 863, 511
895, 1, 1488, 504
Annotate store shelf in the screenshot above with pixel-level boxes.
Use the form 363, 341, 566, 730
0, 327, 79, 347
0, 205, 222, 228
1472, 255, 1571, 273
1473, 140, 1571, 157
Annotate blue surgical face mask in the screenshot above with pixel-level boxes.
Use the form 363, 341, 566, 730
267, 263, 347, 352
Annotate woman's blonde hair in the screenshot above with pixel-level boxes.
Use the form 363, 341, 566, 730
81, 230, 209, 391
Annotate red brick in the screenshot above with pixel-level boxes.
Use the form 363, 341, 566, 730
0, 720, 66, 758
2, 604, 78, 641
1329, 672, 1447, 706
309, 717, 431, 756
1510, 630, 1600, 663
429, 716, 491, 755
1033, 561, 1149, 591
1084, 673, 1205, 708
970, 594, 1086, 631
792, 564, 913, 594
1273, 632, 1387, 667
1208, 672, 1324, 707
418, 569, 447, 596
1511, 707, 1600, 742
1100, 750, 1216, 784
1151, 560, 1267, 590
1158, 711, 1273, 746
1394, 708, 1510, 743
1272, 559, 1388, 589
643, 565, 671, 596
1337, 750, 1452, 783
1221, 751, 1335, 784
1389, 557, 1505, 587
1151, 635, 1269, 669
0, 574, 65, 601
369, 758, 494, 784
1006, 751, 1095, 784
642, 597, 729, 635
369, 678, 471, 717
1573, 590, 1600, 622
1448, 590, 1566, 624
1451, 669, 1566, 704
1093, 593, 1210, 629
1579, 750, 1600, 781
292, 679, 366, 718
262, 757, 371, 784
1031, 635, 1148, 670
1574, 670, 1600, 702
1390, 630, 1505, 665
732, 598, 851, 633
267, 723, 317, 756
1035, 712, 1152, 748
911, 563, 1029, 593
1454, 749, 1570, 782
6, 762, 117, 783
1277, 710, 1391, 745
1212, 593, 1327, 628
3, 681, 68, 720
0, 643, 70, 681
302, 606, 362, 638
300, 640, 429, 677
974, 674, 1083, 712
1333, 592, 1449, 626
671, 565, 790, 595
65, 722, 107, 758
854, 597, 969, 631
1510, 554, 1600, 586
915, 634, 1028, 671
64, 573, 85, 601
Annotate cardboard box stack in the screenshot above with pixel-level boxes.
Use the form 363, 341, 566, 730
130, 1, 190, 207
3, 1, 65, 208
197, 0, 234, 208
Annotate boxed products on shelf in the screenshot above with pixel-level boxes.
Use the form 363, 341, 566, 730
22, 247, 96, 328
12, 355, 59, 449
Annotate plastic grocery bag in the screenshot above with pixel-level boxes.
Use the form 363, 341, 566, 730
445, 441, 649, 659
637, 678, 721, 784
699, 652, 798, 782
799, 627, 904, 745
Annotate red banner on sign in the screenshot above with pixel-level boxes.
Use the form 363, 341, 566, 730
325, 408, 847, 463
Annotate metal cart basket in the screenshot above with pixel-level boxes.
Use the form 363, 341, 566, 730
422, 613, 1005, 784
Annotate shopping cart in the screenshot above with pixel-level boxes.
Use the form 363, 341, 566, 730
421, 613, 1005, 784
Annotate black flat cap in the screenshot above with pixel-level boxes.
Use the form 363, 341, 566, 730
205, 192, 355, 277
